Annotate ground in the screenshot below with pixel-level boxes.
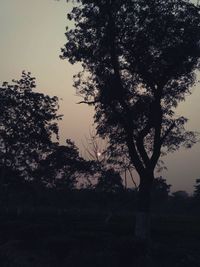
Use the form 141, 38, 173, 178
0, 208, 199, 267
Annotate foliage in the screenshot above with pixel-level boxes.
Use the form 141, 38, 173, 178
34, 139, 94, 189
0, 72, 97, 192
0, 71, 61, 183
172, 190, 189, 199
61, 0, 200, 182
194, 178, 200, 199
95, 168, 124, 193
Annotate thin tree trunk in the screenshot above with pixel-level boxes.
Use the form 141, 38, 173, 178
134, 176, 153, 266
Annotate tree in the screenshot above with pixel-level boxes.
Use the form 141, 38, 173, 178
194, 179, 200, 199
35, 139, 93, 190
61, 0, 200, 243
0, 71, 61, 184
95, 168, 124, 193
172, 190, 189, 199
192, 179, 200, 211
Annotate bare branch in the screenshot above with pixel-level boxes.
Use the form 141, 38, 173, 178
77, 101, 96, 105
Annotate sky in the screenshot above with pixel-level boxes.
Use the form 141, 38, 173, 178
0, 0, 200, 193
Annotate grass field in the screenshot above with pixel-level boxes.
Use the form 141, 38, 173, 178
0, 208, 199, 267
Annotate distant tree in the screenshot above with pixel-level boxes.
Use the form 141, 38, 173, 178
194, 179, 200, 199
61, 0, 200, 243
95, 168, 124, 193
0, 71, 61, 184
172, 190, 189, 199
35, 139, 93, 190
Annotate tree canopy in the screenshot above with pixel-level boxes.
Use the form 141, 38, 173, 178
0, 72, 96, 191
61, 0, 200, 179
0, 71, 61, 182
34, 139, 94, 189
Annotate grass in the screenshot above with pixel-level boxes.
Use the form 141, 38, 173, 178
0, 208, 199, 266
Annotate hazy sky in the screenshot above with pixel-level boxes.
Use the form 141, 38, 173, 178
0, 0, 200, 193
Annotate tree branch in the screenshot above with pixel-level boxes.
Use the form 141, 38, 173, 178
77, 100, 97, 105
150, 95, 162, 170
136, 124, 151, 168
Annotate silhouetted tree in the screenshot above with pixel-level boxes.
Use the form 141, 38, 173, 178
35, 139, 93, 190
95, 168, 124, 193
0, 71, 61, 185
61, 0, 200, 243
194, 179, 200, 200
172, 190, 189, 199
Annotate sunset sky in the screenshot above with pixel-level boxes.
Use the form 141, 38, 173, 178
0, 0, 200, 193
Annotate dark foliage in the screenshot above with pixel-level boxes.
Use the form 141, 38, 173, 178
95, 168, 124, 193
61, 1, 200, 239
61, 0, 200, 173
0, 72, 94, 192
0, 71, 61, 184
194, 178, 200, 199
34, 139, 94, 189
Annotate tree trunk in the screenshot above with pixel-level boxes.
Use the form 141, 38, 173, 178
133, 176, 153, 266
135, 175, 153, 244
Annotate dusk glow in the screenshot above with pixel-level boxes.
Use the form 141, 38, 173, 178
1, 1, 200, 265
0, 0, 200, 193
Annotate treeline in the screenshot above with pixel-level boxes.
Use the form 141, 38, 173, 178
1, 72, 200, 214
1, 179, 200, 215
0, 72, 125, 196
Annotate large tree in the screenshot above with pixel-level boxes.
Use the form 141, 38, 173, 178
0, 71, 61, 183
61, 0, 200, 242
